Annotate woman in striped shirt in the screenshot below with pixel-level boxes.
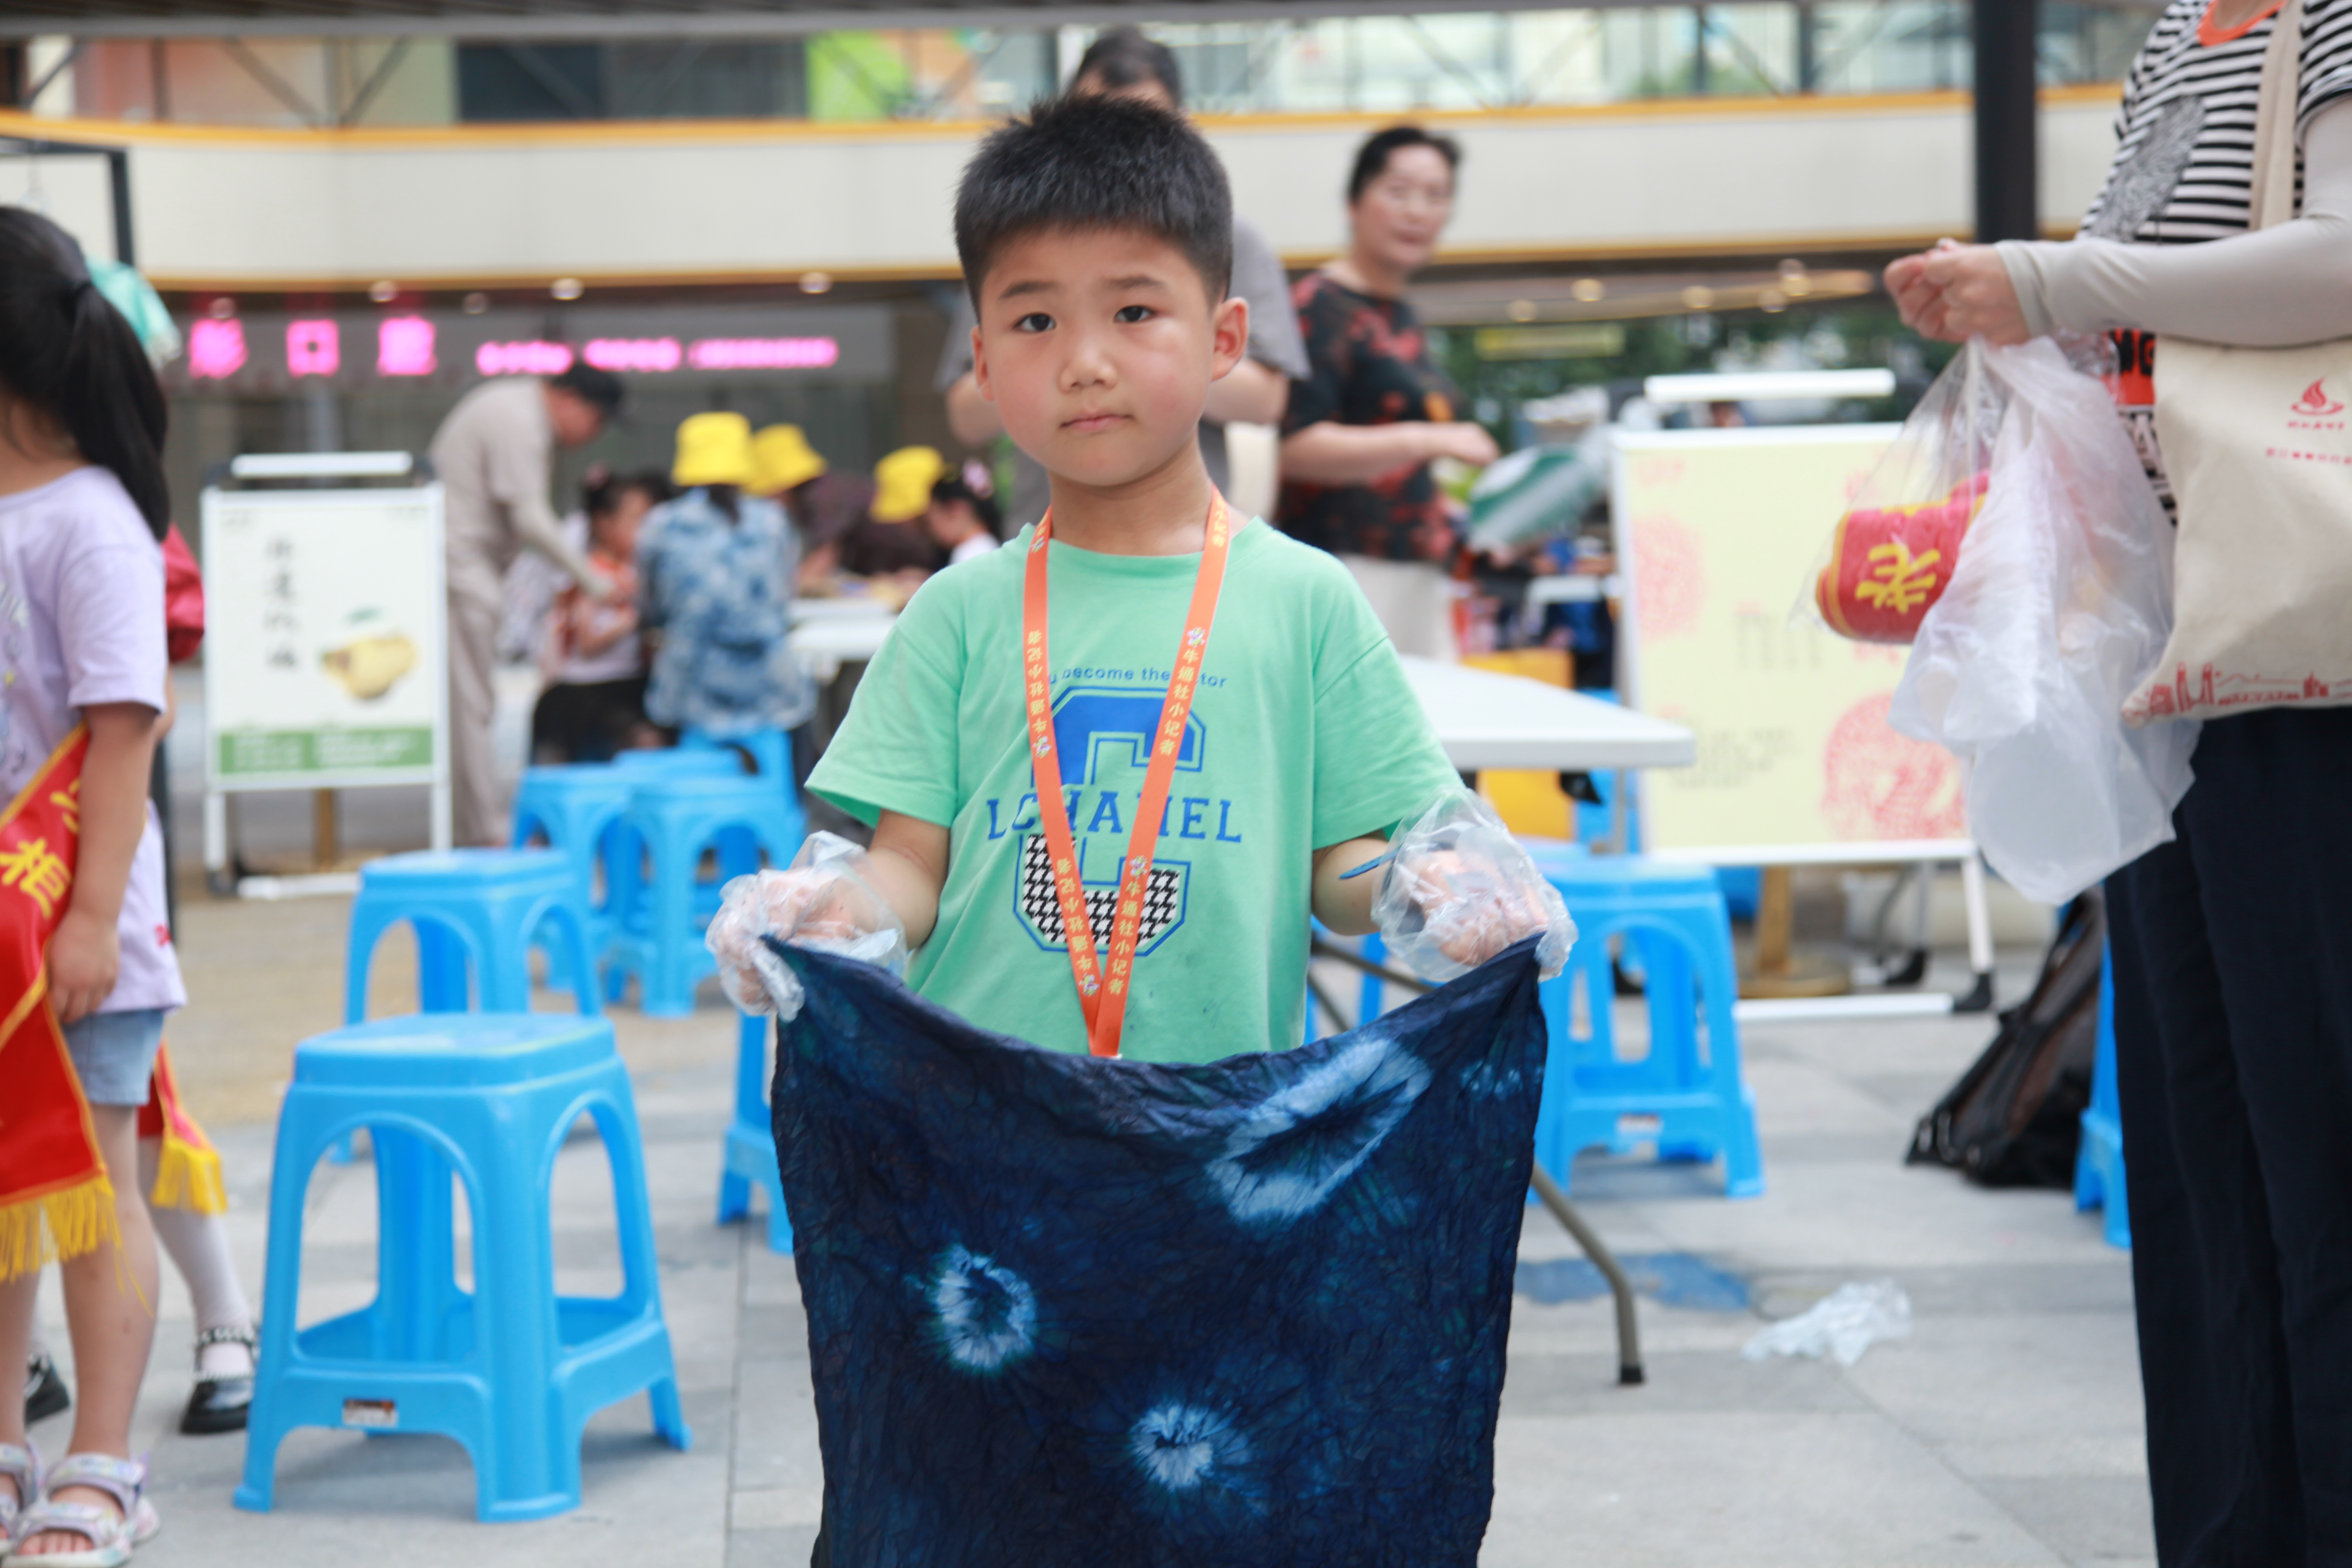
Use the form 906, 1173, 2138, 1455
1888, 4, 2352, 1563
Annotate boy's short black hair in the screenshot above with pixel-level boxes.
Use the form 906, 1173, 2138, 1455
1072, 26, 1182, 104
954, 94, 1232, 309
1347, 124, 1462, 204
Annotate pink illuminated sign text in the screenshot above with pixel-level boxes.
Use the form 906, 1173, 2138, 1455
688, 336, 840, 371
189, 318, 248, 379
476, 340, 575, 376
378, 317, 437, 376
286, 320, 339, 377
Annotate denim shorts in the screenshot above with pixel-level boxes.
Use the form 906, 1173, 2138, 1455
63, 1007, 168, 1106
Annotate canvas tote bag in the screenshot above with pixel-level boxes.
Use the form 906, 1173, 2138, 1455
2127, 0, 2352, 722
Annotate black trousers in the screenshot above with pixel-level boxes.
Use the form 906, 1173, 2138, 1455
2107, 707, 2352, 1568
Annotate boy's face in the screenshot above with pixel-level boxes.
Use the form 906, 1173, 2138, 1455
970, 227, 1248, 495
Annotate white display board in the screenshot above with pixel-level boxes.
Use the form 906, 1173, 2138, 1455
1611, 426, 1995, 1012
200, 483, 447, 794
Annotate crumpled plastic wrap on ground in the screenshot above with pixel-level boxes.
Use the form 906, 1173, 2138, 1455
772, 938, 1550, 1565
1742, 1280, 1913, 1368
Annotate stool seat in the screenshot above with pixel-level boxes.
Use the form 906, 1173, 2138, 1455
1536, 851, 1763, 1200
361, 848, 577, 887
297, 1013, 614, 1088
1538, 855, 1720, 895
681, 726, 791, 782
611, 748, 743, 778
240, 1011, 689, 1522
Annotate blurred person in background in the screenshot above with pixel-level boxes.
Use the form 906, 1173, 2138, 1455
838, 445, 947, 598
637, 413, 813, 758
925, 464, 1003, 567
1887, 1, 2352, 1561
1277, 125, 1496, 660
936, 26, 1307, 531
750, 425, 875, 596
428, 362, 622, 843
530, 468, 667, 763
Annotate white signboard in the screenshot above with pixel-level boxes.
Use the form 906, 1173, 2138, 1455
201, 485, 446, 792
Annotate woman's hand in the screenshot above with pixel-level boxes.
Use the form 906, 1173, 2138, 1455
1421, 421, 1500, 467
49, 905, 121, 1026
1886, 241, 2032, 345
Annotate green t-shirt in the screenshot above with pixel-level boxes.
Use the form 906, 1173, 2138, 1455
807, 518, 1460, 1065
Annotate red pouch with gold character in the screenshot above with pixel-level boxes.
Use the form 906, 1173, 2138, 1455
1802, 343, 2006, 646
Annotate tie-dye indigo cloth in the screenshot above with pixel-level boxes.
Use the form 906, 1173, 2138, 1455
770, 938, 1547, 1567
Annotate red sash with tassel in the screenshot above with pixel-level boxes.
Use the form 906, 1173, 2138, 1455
0, 730, 223, 1283
0, 727, 112, 1282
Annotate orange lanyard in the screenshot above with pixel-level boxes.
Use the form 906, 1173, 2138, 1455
1021, 493, 1232, 1058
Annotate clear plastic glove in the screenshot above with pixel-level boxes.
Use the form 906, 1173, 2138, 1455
1372, 794, 1575, 985
706, 831, 910, 1021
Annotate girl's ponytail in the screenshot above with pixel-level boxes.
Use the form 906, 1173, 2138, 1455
0, 208, 171, 541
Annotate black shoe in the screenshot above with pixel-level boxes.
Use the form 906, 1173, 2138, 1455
179, 1326, 256, 1436
24, 1351, 68, 1424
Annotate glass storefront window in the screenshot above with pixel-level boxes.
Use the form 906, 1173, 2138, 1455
10, 5, 2160, 130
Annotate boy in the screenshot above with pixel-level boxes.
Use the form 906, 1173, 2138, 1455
719, 93, 1559, 1063
720, 100, 1568, 1565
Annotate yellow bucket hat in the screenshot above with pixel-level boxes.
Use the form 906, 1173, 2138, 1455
870, 445, 946, 524
751, 424, 827, 496
672, 411, 757, 488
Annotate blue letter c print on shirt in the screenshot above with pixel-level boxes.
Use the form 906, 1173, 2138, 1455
1014, 685, 1204, 957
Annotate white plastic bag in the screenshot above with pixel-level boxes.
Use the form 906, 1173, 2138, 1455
706, 831, 909, 1021
1889, 339, 2198, 905
1373, 794, 1576, 984
1742, 1280, 1912, 1367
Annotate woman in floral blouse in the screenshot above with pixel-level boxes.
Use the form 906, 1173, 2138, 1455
1277, 125, 1498, 660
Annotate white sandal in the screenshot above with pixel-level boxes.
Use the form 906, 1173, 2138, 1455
0, 1441, 39, 1557
8, 1454, 158, 1567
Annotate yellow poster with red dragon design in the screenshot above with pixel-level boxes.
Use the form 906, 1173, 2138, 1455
1612, 426, 1970, 857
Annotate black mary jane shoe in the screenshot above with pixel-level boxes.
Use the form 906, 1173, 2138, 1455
179, 1326, 257, 1436
24, 1351, 70, 1424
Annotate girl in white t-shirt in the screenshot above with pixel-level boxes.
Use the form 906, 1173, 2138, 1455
0, 205, 181, 1563
923, 469, 1004, 568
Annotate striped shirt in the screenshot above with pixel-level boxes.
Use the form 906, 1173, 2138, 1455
2082, 0, 2352, 244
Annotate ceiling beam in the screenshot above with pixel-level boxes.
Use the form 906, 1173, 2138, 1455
0, 0, 2165, 44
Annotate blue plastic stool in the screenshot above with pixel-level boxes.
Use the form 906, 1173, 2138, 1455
346, 849, 602, 1024
605, 776, 806, 1017
716, 1011, 792, 1253
1532, 854, 1763, 1198
511, 767, 638, 992
681, 727, 792, 784
336, 848, 602, 1164
2073, 947, 2130, 1249
236, 1013, 690, 1522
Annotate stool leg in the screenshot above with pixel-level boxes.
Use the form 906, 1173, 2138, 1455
718, 1013, 764, 1225
591, 1093, 691, 1452
415, 917, 472, 1012
645, 831, 696, 1018
374, 1129, 460, 1362
235, 1109, 325, 1513
1694, 918, 1764, 1199
468, 1132, 572, 1521
548, 903, 603, 1018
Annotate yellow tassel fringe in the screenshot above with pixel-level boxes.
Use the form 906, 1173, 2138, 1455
0, 1176, 121, 1284
148, 1135, 227, 1216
